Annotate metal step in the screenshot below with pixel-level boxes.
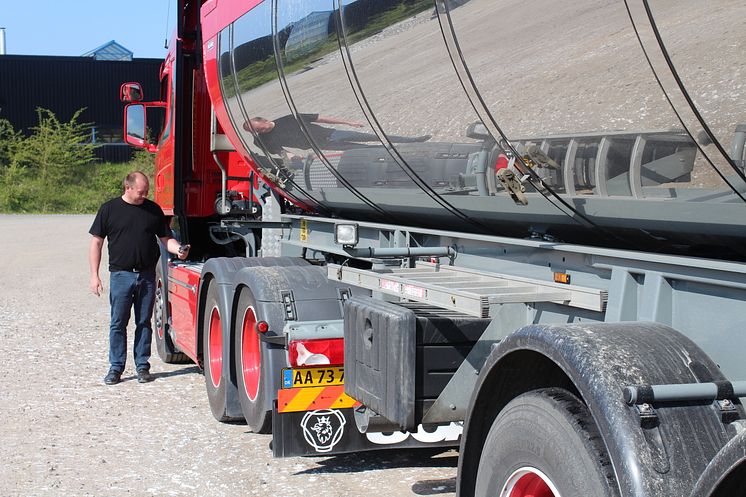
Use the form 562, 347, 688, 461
328, 261, 607, 318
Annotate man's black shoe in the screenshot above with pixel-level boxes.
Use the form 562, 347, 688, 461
104, 371, 121, 385
137, 370, 155, 383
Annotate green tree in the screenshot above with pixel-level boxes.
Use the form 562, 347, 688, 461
0, 119, 28, 211
5, 108, 99, 212
129, 148, 156, 179
0, 108, 157, 213
0, 118, 22, 167
14, 108, 97, 177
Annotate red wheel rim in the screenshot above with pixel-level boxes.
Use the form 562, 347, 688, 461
502, 468, 558, 497
208, 306, 222, 388
240, 307, 260, 401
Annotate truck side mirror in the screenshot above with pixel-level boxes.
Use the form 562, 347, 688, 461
120, 82, 143, 103
124, 104, 156, 152
466, 122, 491, 141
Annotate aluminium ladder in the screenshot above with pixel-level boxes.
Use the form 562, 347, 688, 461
329, 261, 607, 318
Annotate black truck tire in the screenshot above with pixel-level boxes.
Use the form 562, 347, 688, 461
474, 388, 618, 497
234, 286, 272, 433
154, 260, 189, 364
690, 429, 746, 497
202, 282, 233, 422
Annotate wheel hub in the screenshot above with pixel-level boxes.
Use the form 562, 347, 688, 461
240, 307, 261, 401
501, 467, 560, 497
208, 307, 222, 388
155, 283, 164, 338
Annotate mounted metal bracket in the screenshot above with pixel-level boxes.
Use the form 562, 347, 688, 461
635, 403, 659, 428
717, 398, 739, 424
259, 334, 287, 346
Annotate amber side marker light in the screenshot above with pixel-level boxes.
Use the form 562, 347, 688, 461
553, 272, 571, 284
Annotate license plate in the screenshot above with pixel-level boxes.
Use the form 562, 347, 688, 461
282, 367, 344, 388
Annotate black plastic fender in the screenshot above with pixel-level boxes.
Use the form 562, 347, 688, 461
690, 428, 746, 497
198, 257, 309, 418
457, 322, 744, 497
231, 264, 366, 417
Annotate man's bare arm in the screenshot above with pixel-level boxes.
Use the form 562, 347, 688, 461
159, 236, 190, 260
89, 236, 104, 296
314, 115, 364, 127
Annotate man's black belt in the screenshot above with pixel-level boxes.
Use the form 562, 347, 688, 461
112, 265, 155, 273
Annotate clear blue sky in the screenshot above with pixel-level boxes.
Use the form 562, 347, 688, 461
2, 0, 172, 59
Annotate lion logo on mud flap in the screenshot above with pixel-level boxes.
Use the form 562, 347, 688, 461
301, 409, 346, 453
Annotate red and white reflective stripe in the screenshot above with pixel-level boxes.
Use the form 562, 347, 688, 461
277, 385, 360, 413
500, 467, 560, 497
380, 279, 401, 292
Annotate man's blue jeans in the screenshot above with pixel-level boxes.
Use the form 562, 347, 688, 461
108, 269, 156, 374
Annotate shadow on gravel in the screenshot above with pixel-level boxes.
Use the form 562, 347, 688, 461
296, 448, 458, 495
114, 366, 201, 383
152, 365, 202, 379
411, 478, 457, 495
296, 447, 458, 474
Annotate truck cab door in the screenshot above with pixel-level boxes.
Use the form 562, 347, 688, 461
154, 58, 176, 214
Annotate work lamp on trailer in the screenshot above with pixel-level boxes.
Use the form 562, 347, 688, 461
334, 223, 359, 247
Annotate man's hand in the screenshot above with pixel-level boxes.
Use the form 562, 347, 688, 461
90, 275, 103, 296
177, 244, 190, 260
161, 237, 190, 261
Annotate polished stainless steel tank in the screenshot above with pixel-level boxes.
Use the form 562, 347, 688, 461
210, 0, 746, 260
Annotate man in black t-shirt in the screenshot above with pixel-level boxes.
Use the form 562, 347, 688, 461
243, 114, 431, 156
89, 171, 189, 385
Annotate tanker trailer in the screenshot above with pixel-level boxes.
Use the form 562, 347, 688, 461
122, 0, 746, 494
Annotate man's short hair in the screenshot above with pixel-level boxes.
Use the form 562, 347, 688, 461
123, 171, 149, 190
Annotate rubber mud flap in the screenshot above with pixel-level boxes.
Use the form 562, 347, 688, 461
344, 296, 416, 430
271, 406, 460, 457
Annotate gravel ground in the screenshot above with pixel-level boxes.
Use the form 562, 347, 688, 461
0, 214, 458, 497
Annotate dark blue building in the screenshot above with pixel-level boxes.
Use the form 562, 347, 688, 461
0, 49, 162, 162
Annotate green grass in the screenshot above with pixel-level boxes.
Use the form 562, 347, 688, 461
0, 158, 155, 214
0, 141, 156, 215
345, 0, 432, 46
